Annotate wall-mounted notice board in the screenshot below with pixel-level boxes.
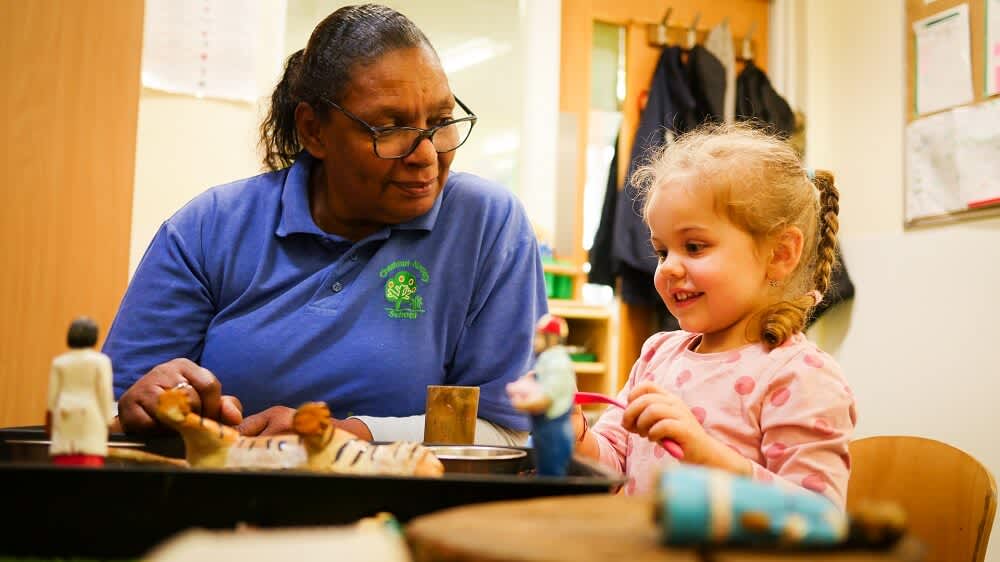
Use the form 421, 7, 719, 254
905, 0, 1000, 227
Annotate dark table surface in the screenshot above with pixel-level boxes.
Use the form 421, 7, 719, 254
0, 426, 623, 558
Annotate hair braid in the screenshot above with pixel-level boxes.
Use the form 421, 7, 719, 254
810, 170, 840, 297
755, 170, 841, 349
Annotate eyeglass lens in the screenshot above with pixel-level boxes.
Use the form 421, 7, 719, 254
374, 119, 474, 159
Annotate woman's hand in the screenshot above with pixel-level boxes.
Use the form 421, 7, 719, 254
622, 381, 749, 474
238, 407, 374, 440
113, 358, 243, 433
237, 406, 295, 436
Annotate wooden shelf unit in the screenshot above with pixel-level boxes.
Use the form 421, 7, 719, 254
542, 262, 581, 277
548, 300, 619, 400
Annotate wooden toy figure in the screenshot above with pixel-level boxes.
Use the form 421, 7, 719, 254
46, 317, 115, 467
506, 314, 576, 476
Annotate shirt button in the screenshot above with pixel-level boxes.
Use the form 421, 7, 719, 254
350, 254, 359, 261
331, 282, 343, 292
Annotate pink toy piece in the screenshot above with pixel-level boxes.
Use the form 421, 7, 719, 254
574, 391, 684, 460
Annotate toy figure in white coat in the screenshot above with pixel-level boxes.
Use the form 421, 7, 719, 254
47, 317, 114, 467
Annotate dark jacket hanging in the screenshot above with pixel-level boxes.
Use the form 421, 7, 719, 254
685, 45, 726, 125
611, 46, 695, 308
587, 136, 619, 287
735, 60, 795, 137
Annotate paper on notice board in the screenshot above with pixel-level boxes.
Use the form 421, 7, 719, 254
141, 0, 260, 102
905, 111, 963, 221
913, 4, 973, 115
953, 99, 1000, 207
987, 0, 1000, 95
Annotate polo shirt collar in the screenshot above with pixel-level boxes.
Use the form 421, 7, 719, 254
275, 152, 443, 238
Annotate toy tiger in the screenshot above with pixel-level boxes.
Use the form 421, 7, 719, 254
292, 401, 444, 477
151, 386, 305, 469
127, 386, 443, 477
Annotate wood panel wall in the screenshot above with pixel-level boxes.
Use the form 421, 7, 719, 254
560, 0, 771, 389
0, 1, 144, 427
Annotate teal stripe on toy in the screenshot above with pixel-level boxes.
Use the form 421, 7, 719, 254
659, 464, 713, 544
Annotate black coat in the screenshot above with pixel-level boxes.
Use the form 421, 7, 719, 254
736, 60, 795, 137
686, 45, 726, 124
611, 46, 695, 308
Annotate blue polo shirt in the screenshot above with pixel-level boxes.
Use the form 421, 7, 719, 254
104, 155, 547, 431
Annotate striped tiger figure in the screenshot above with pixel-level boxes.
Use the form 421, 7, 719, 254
150, 385, 443, 477
292, 401, 444, 477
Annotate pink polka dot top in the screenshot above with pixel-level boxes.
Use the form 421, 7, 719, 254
590, 330, 856, 509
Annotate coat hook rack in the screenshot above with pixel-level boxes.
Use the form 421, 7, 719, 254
642, 11, 757, 55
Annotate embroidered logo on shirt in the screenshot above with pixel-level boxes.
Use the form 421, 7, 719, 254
379, 259, 430, 319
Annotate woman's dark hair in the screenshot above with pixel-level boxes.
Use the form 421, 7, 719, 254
67, 317, 98, 349
260, 4, 435, 171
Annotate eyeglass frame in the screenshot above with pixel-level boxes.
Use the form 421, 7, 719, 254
318, 94, 478, 160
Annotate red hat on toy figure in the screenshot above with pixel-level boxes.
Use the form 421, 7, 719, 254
535, 314, 568, 339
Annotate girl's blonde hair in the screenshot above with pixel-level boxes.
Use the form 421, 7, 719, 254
633, 123, 840, 350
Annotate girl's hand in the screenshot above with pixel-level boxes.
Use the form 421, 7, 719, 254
622, 381, 709, 461
571, 404, 601, 461
622, 381, 748, 475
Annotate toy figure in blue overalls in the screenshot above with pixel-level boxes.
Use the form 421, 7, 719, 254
506, 314, 576, 476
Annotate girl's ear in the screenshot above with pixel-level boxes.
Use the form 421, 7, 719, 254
766, 226, 804, 282
295, 101, 328, 159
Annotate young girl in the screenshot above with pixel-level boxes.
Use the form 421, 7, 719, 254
575, 124, 856, 508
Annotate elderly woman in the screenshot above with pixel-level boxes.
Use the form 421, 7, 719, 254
105, 4, 546, 444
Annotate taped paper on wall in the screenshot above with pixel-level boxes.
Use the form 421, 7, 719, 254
986, 0, 1000, 95
906, 98, 1000, 221
141, 0, 260, 103
905, 111, 962, 221
952, 99, 1000, 208
913, 4, 973, 116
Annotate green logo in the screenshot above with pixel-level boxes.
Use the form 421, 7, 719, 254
379, 259, 430, 319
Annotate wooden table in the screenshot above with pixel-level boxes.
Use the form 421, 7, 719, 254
406, 494, 924, 562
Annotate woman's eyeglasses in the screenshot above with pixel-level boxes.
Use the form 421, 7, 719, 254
320, 95, 477, 160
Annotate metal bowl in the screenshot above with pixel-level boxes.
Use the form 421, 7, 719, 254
426, 445, 528, 475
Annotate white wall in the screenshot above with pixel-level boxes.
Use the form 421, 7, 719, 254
798, 1, 1000, 558
129, 1, 287, 274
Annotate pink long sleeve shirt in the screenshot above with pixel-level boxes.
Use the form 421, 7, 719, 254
591, 330, 856, 508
